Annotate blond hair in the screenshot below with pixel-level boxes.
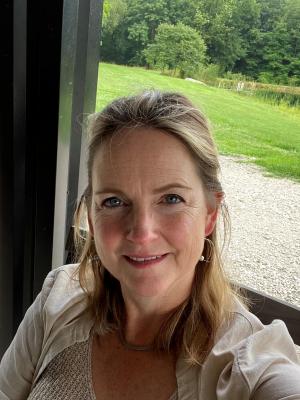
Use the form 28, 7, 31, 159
74, 90, 238, 365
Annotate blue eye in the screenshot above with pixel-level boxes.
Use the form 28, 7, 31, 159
102, 197, 124, 208
164, 194, 183, 204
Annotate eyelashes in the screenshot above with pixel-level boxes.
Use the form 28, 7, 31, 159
162, 194, 184, 204
99, 194, 185, 209
102, 196, 125, 208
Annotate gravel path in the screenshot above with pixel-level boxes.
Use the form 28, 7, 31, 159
219, 155, 300, 308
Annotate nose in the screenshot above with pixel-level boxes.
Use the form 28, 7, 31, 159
125, 206, 158, 244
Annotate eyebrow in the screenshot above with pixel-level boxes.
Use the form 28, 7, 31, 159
153, 183, 193, 194
94, 183, 193, 196
94, 189, 124, 196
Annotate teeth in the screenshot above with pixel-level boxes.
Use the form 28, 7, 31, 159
128, 255, 162, 262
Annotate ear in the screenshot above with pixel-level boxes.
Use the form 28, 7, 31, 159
204, 192, 223, 236
205, 208, 218, 236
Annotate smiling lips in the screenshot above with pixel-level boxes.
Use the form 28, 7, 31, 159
124, 254, 168, 268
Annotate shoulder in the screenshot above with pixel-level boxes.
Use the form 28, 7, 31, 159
40, 262, 93, 327
0, 264, 92, 399
41, 263, 84, 309
35, 264, 93, 383
197, 300, 300, 399
37, 264, 86, 324
214, 299, 264, 348
232, 302, 300, 398
41, 263, 92, 335
42, 263, 80, 292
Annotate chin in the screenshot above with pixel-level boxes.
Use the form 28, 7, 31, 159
123, 278, 170, 298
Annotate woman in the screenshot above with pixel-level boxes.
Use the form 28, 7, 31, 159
1, 90, 299, 399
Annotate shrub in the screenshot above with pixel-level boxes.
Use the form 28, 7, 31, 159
144, 23, 206, 78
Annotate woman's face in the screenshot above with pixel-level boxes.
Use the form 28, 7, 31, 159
89, 128, 218, 304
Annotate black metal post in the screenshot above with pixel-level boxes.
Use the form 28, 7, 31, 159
0, 0, 14, 358
0, 0, 102, 358
52, 0, 102, 268
0, 0, 64, 356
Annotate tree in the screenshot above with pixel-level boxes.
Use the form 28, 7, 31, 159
100, 0, 300, 85
123, 0, 170, 64
194, 0, 261, 72
166, 0, 200, 26
246, 0, 300, 84
100, 0, 129, 63
144, 23, 206, 78
284, 0, 300, 82
101, 0, 204, 65
102, 0, 127, 34
257, 0, 286, 32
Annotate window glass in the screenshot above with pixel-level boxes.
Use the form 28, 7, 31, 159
96, 0, 300, 309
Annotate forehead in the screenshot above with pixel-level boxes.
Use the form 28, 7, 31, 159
92, 127, 201, 188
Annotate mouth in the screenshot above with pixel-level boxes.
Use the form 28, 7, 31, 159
123, 254, 168, 268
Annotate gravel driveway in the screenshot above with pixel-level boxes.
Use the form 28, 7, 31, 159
219, 155, 300, 308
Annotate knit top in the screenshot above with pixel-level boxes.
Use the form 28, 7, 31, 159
27, 330, 178, 400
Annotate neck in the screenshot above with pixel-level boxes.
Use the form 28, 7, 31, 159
123, 307, 167, 346
119, 280, 192, 346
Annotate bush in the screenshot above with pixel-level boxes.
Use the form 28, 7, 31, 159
258, 71, 275, 84
144, 23, 206, 78
194, 64, 221, 85
223, 71, 251, 82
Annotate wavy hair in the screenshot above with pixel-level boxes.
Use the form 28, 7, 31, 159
74, 90, 239, 365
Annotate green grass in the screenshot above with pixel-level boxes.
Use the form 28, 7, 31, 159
96, 63, 300, 181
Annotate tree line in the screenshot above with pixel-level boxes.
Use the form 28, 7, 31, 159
101, 0, 300, 86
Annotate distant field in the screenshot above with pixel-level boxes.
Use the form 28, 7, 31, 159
96, 63, 300, 181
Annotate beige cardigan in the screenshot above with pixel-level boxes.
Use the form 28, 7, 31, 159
1, 264, 300, 400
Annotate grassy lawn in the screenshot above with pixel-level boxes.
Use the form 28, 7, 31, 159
96, 63, 300, 181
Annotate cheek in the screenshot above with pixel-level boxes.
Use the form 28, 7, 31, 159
93, 216, 124, 255
164, 212, 206, 249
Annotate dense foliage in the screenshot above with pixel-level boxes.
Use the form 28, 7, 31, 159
101, 0, 300, 85
144, 23, 206, 78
